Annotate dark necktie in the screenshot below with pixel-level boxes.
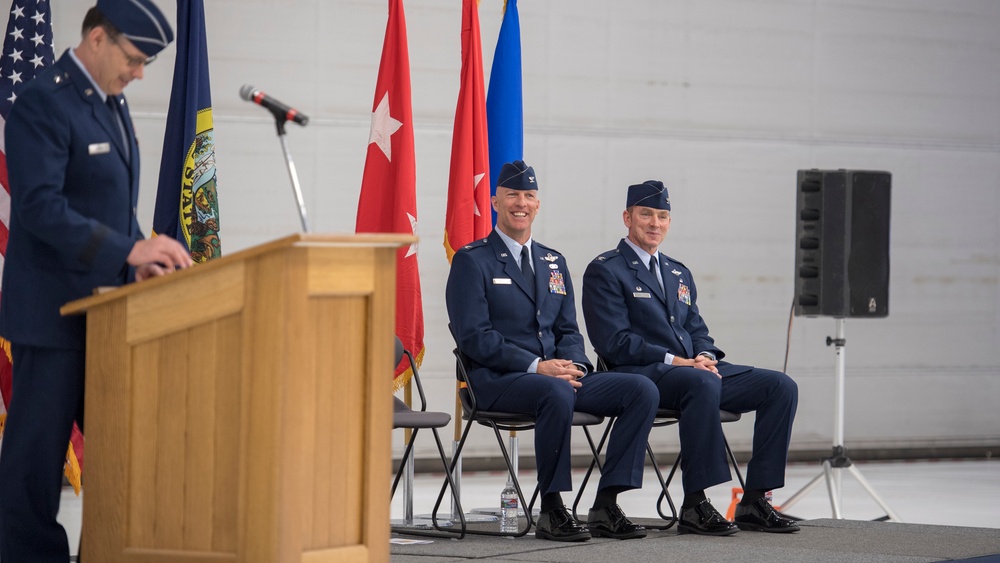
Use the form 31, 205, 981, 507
107, 95, 129, 160
520, 245, 535, 286
649, 256, 662, 291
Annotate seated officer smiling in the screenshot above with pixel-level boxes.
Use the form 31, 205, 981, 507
446, 161, 658, 542
581, 180, 800, 535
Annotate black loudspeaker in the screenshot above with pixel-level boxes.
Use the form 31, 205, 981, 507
794, 169, 891, 318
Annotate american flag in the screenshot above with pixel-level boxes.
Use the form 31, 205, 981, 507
1, 0, 52, 119
1, 0, 53, 413
0, 0, 55, 463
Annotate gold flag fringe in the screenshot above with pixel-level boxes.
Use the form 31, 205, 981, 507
444, 231, 459, 264
392, 346, 425, 393
65, 442, 82, 495
1, 337, 82, 495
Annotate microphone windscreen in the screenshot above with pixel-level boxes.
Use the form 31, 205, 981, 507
238, 84, 256, 101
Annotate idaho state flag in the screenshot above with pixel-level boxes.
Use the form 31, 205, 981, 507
357, 0, 424, 387
444, 0, 492, 261
153, 0, 221, 263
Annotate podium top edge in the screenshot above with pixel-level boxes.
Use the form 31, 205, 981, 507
293, 233, 418, 244
60, 232, 418, 315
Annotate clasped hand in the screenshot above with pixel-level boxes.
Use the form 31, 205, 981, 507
672, 354, 721, 378
537, 359, 584, 388
692, 354, 720, 377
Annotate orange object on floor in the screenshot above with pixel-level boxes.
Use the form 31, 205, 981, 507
727, 486, 783, 519
726, 487, 743, 520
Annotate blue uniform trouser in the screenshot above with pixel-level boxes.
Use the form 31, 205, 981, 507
0, 344, 85, 563
649, 366, 798, 494
486, 370, 657, 497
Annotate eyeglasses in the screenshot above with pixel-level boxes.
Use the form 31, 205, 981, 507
111, 37, 156, 68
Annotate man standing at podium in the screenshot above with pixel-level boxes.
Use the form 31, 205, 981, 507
0, 1, 191, 560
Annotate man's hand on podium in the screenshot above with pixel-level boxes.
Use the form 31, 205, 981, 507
129, 236, 194, 281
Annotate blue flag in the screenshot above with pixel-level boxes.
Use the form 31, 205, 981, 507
154, 0, 220, 263
485, 0, 523, 226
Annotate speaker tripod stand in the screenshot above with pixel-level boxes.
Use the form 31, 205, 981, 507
779, 318, 900, 521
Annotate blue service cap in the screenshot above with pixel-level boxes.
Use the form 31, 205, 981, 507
97, 0, 174, 57
497, 160, 537, 191
626, 180, 670, 210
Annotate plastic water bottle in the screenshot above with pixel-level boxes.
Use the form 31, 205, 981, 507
500, 483, 519, 534
765, 490, 774, 506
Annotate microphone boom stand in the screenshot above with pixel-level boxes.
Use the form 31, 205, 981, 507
273, 117, 309, 233
779, 318, 900, 521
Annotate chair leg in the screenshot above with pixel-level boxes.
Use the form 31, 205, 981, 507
489, 422, 533, 537
391, 428, 467, 540
391, 429, 419, 500
431, 421, 475, 535
660, 438, 745, 514
648, 443, 679, 530
429, 428, 466, 537
724, 437, 746, 490
571, 419, 613, 521
432, 419, 536, 537
527, 483, 541, 515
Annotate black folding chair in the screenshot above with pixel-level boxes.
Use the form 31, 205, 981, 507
390, 337, 466, 538
432, 344, 606, 537
571, 356, 745, 530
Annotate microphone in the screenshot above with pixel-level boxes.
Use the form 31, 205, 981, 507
239, 84, 309, 126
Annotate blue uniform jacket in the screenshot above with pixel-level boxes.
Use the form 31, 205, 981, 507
0, 51, 142, 349
582, 239, 751, 377
446, 231, 593, 406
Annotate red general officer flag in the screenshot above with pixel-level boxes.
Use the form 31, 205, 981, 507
443, 0, 491, 262
356, 0, 424, 388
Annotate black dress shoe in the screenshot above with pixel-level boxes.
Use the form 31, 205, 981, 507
535, 506, 591, 542
678, 499, 739, 536
734, 498, 801, 533
587, 504, 647, 540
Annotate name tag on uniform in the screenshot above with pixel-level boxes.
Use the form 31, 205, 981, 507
492, 278, 512, 285
633, 292, 651, 298
88, 142, 111, 155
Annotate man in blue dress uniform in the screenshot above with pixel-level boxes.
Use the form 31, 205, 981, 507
582, 181, 800, 535
446, 161, 658, 542
0, 1, 192, 559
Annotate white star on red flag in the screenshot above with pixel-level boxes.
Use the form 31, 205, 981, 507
404, 212, 418, 257
473, 172, 485, 216
368, 91, 402, 162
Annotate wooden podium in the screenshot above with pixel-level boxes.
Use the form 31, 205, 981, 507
62, 234, 414, 563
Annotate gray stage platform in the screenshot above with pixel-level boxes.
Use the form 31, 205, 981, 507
391, 518, 1000, 562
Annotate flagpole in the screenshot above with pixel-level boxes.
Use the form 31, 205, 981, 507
275, 120, 310, 233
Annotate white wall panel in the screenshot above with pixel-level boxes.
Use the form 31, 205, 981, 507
44, 0, 1000, 463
